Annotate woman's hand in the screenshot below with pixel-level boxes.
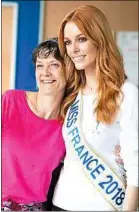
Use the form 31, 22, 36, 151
123, 185, 138, 211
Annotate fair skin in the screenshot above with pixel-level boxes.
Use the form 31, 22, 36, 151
64, 21, 138, 211
26, 53, 66, 119
64, 21, 98, 95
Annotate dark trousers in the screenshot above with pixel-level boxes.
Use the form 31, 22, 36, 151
45, 162, 64, 211
52, 205, 67, 211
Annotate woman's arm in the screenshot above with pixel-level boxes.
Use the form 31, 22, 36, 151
119, 83, 138, 211
123, 185, 138, 211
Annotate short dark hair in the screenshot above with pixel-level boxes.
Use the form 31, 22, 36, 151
32, 37, 63, 64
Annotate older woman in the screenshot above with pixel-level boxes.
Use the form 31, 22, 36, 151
2, 38, 66, 211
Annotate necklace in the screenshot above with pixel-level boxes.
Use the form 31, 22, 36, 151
82, 85, 97, 96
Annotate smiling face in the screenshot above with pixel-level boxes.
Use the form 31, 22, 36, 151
64, 22, 97, 72
35, 53, 66, 96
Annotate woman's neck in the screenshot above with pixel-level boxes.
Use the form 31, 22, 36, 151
82, 66, 98, 95
36, 92, 63, 119
27, 91, 63, 120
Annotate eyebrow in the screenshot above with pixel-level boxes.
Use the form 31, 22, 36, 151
64, 33, 84, 40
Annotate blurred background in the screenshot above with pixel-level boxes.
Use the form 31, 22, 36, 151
2, 0, 138, 93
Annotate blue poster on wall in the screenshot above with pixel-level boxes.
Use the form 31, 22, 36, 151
2, 0, 44, 91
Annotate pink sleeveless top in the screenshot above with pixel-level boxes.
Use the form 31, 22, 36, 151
2, 90, 65, 204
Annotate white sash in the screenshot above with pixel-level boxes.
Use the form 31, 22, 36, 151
64, 91, 126, 211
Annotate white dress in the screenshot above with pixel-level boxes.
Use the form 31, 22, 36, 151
53, 81, 138, 211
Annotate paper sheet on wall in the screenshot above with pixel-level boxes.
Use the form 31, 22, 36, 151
116, 31, 138, 86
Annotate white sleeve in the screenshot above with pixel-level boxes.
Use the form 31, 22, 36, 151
119, 83, 138, 187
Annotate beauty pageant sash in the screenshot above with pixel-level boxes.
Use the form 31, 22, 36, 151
64, 92, 126, 211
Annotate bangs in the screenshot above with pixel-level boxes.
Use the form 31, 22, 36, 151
32, 38, 63, 63
37, 47, 57, 59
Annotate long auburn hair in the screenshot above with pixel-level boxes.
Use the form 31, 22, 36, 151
59, 5, 127, 124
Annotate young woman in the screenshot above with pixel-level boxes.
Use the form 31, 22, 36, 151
2, 38, 66, 211
52, 5, 138, 211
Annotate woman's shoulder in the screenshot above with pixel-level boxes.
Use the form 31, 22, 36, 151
2, 90, 27, 113
2, 89, 25, 100
3, 89, 37, 100
26, 91, 37, 103
122, 80, 138, 99
122, 80, 138, 93
120, 81, 138, 110
26, 91, 36, 98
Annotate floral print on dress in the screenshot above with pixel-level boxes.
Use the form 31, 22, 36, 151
2, 200, 43, 211
113, 145, 127, 187
113, 145, 124, 166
